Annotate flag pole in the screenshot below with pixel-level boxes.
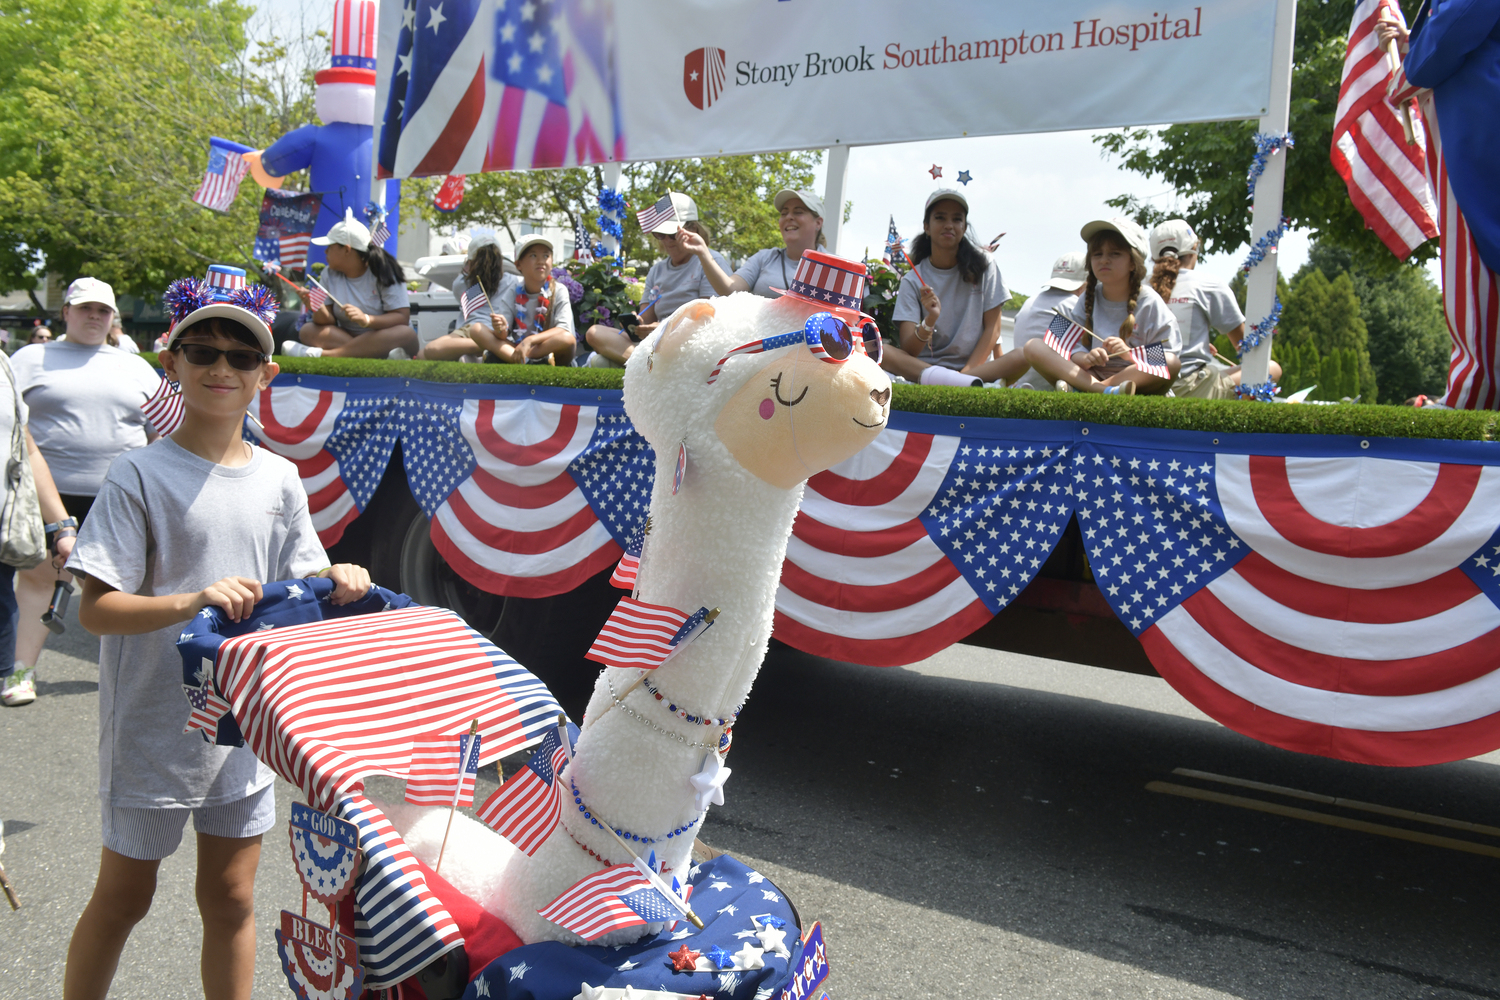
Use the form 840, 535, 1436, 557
583, 804, 704, 929
1377, 13, 1417, 145
434, 719, 479, 875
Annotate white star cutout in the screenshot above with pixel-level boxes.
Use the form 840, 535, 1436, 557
732, 943, 765, 970
690, 752, 731, 811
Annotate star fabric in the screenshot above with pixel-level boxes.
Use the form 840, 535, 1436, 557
957, 169, 973, 185
569, 408, 655, 552
473, 973, 490, 996
669, 944, 702, 972
928, 164, 942, 179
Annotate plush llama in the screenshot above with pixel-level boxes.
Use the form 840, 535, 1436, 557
386, 288, 891, 946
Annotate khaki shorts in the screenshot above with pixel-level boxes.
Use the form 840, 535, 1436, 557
1173, 364, 1239, 400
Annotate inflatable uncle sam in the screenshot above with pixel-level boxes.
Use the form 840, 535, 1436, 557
255, 0, 400, 266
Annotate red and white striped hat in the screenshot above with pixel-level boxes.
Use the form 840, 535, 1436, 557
772, 250, 869, 323
204, 264, 247, 302
315, 0, 377, 86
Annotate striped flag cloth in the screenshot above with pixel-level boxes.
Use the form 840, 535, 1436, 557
183, 682, 231, 739
1042, 312, 1090, 358
609, 550, 640, 590
459, 282, 491, 323
142, 377, 184, 435
280, 234, 312, 271
635, 195, 678, 236
191, 137, 253, 212
537, 864, 658, 941
1127, 342, 1172, 379
404, 731, 481, 807
304, 282, 330, 313
1330, 0, 1438, 259
574, 218, 595, 263
584, 598, 692, 670
474, 726, 569, 855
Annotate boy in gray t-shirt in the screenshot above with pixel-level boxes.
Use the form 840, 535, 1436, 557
63, 279, 372, 999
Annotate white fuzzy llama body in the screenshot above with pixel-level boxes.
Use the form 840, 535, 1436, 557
391, 291, 891, 946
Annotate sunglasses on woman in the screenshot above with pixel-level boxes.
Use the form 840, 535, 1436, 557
176, 343, 269, 371
707, 312, 883, 384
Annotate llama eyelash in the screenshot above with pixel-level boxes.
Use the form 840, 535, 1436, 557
771, 373, 807, 407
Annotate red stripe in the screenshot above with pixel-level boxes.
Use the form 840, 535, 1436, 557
791, 513, 928, 557
1231, 551, 1479, 623
1140, 625, 1500, 767
473, 399, 579, 466
468, 466, 579, 509
258, 388, 333, 444
778, 555, 960, 614
805, 433, 931, 506
414, 61, 488, 177
529, 101, 570, 170
287, 448, 336, 478
305, 475, 349, 515
772, 601, 994, 668
1249, 455, 1480, 557
445, 486, 596, 554
431, 516, 621, 599
314, 502, 359, 548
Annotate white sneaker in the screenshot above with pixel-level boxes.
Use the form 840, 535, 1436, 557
386, 347, 411, 360
2, 664, 36, 706
279, 340, 322, 358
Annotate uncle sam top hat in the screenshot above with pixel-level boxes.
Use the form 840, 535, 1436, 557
162, 266, 279, 355
204, 264, 248, 302
772, 249, 870, 325
316, 0, 377, 86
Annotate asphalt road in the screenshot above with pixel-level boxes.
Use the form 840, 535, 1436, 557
4, 601, 1500, 999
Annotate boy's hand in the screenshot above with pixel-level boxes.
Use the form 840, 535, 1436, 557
321, 564, 372, 605
197, 577, 264, 623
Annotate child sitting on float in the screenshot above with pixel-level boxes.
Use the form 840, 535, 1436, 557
1024, 217, 1182, 395
419, 235, 576, 365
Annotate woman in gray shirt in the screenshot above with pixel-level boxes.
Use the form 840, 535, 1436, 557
681, 188, 827, 299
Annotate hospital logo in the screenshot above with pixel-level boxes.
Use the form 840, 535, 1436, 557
683, 46, 727, 110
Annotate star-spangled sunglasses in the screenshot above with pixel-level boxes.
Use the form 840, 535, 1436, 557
706, 312, 883, 384
175, 344, 269, 371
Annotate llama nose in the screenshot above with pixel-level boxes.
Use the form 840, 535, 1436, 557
870, 387, 891, 407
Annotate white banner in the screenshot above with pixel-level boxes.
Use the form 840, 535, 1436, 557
376, 0, 1278, 177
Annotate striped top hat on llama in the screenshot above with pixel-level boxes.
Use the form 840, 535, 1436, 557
316, 0, 377, 86
773, 250, 870, 321
204, 265, 247, 302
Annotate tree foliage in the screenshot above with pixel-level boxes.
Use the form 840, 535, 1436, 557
1093, 0, 1432, 275
0, 0, 321, 296
405, 152, 823, 265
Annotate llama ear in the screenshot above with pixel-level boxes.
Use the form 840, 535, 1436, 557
652, 300, 716, 363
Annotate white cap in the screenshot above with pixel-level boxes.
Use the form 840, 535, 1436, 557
311, 207, 372, 252
443, 233, 475, 256
1080, 217, 1150, 261
1149, 219, 1200, 261
64, 276, 117, 313
925, 188, 969, 214
513, 235, 554, 260
646, 191, 699, 234
773, 188, 825, 219
1044, 251, 1088, 291
166, 303, 274, 355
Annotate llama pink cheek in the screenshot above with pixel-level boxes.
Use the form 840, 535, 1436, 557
758, 398, 775, 420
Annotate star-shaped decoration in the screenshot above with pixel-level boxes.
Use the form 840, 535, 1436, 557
669, 943, 702, 972
732, 943, 765, 970
928, 164, 943, 179
426, 2, 447, 32
508, 960, 530, 982
756, 923, 789, 957
473, 974, 490, 996
689, 752, 731, 811
616, 958, 639, 971
957, 169, 973, 185
704, 945, 734, 969
286, 583, 304, 599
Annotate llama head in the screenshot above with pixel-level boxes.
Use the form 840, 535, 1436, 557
623, 292, 891, 489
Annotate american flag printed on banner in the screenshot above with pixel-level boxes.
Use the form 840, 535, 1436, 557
460, 282, 492, 323
1042, 312, 1090, 358
584, 598, 692, 670
1331, 0, 1438, 260
537, 864, 658, 941
142, 377, 184, 436
474, 726, 570, 855
635, 195, 677, 237
191, 137, 253, 212
1127, 342, 1172, 380
404, 731, 481, 807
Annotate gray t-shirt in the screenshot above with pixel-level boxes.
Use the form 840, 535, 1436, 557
1059, 284, 1182, 356
643, 250, 728, 321
734, 248, 799, 299
11, 341, 161, 496
1010, 287, 1081, 390
67, 439, 328, 808
1163, 268, 1245, 375
892, 255, 1009, 370
453, 273, 577, 343
321, 265, 411, 333
0, 353, 28, 468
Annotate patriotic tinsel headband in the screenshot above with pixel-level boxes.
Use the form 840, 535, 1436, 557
163, 278, 279, 330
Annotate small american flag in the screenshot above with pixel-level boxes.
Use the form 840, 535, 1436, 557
609, 551, 640, 590
475, 727, 569, 855
142, 377, 184, 435
304, 283, 330, 313
537, 864, 658, 941
635, 194, 677, 236
584, 598, 693, 670
1127, 342, 1172, 380
884, 216, 908, 269
183, 683, 231, 740
191, 137, 252, 213
459, 283, 492, 323
1042, 312, 1091, 358
573, 218, 595, 263
404, 731, 481, 807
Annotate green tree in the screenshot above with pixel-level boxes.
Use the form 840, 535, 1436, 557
406, 152, 824, 266
0, 0, 319, 296
1278, 268, 1377, 401
1093, 0, 1431, 275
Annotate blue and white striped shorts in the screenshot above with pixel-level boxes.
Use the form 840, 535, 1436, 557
101, 785, 277, 861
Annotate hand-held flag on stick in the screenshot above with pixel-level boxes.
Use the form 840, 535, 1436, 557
574, 219, 595, 263
435, 722, 481, 873
143, 376, 185, 436
537, 864, 674, 941
635, 195, 678, 235
1126, 342, 1172, 380
884, 216, 909, 269
459, 283, 492, 324
474, 725, 570, 855
405, 729, 481, 807
191, 137, 253, 212
1042, 311, 1092, 358
585, 599, 715, 670
303, 282, 330, 313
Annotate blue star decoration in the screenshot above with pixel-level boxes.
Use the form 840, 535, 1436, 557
705, 945, 734, 969
957, 170, 972, 185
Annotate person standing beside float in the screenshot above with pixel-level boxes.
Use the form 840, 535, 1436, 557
680, 188, 827, 298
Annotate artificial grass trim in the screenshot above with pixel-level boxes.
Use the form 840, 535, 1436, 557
143, 354, 1499, 441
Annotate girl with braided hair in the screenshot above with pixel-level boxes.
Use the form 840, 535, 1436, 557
1024, 217, 1181, 395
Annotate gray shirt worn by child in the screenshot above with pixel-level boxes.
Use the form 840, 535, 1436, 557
1059, 284, 1183, 356
67, 439, 328, 808
321, 266, 411, 333
892, 255, 1009, 371
453, 273, 577, 344
1164, 268, 1245, 376
734, 248, 798, 299
1010, 286, 1081, 390
643, 250, 728, 322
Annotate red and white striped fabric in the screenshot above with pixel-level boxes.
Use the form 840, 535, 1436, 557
1141, 454, 1500, 766
584, 598, 691, 670
279, 234, 311, 271
330, 0, 376, 74
430, 399, 624, 598
215, 606, 540, 809
782, 249, 866, 313
404, 733, 478, 807
249, 387, 359, 544
610, 551, 641, 590
773, 430, 993, 667
537, 864, 655, 941
191, 139, 251, 213
141, 377, 184, 436
1330, 0, 1438, 260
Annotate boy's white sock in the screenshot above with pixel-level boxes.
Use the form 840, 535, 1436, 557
920, 365, 983, 388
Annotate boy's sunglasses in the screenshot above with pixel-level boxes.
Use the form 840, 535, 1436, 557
176, 344, 269, 371
707, 312, 882, 384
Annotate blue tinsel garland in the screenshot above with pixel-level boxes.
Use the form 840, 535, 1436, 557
1239, 296, 1282, 357
1234, 380, 1281, 403
1239, 216, 1292, 275
593, 185, 626, 268
1246, 131, 1294, 200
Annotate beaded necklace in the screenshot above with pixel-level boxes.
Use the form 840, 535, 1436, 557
639, 676, 740, 729
605, 672, 723, 752
570, 776, 700, 846
512, 279, 552, 339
